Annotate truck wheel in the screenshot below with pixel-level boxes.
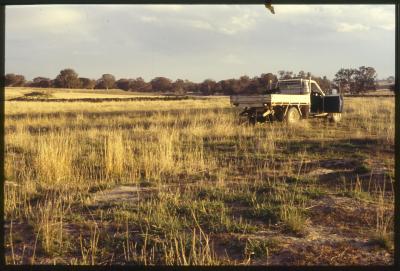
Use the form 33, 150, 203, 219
328, 113, 342, 123
285, 107, 300, 124
248, 115, 257, 125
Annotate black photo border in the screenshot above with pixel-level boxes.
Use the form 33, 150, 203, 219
0, 1, 398, 270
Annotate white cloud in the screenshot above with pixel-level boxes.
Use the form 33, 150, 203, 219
37, 7, 83, 26
7, 5, 88, 37
8, 6, 83, 29
222, 54, 242, 64
189, 20, 213, 31
144, 6, 261, 35
329, 6, 394, 32
368, 7, 393, 22
380, 23, 395, 31
275, 5, 315, 15
336, 22, 370, 32
229, 12, 258, 31
144, 5, 184, 12
367, 7, 395, 31
140, 16, 158, 23
188, 8, 259, 35
272, 5, 394, 33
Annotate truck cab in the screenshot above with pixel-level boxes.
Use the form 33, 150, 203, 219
277, 78, 323, 95
277, 78, 342, 115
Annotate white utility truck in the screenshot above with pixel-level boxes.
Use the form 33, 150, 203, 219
230, 78, 343, 124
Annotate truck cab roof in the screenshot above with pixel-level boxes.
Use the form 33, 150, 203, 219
277, 78, 324, 96
279, 78, 316, 82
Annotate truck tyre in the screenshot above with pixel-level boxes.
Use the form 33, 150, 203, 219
300, 106, 310, 119
328, 113, 342, 123
285, 107, 300, 124
248, 116, 256, 125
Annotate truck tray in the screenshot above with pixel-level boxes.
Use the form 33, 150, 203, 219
230, 94, 311, 108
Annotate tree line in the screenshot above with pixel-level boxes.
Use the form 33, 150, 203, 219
4, 66, 388, 95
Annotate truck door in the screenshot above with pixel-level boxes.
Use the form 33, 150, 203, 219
310, 82, 323, 113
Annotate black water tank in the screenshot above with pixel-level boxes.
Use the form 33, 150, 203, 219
322, 95, 343, 113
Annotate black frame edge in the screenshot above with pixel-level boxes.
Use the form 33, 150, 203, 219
0, 0, 398, 5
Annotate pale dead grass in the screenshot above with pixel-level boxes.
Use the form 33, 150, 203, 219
5, 87, 160, 100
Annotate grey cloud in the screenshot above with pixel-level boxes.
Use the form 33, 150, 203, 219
5, 5, 395, 82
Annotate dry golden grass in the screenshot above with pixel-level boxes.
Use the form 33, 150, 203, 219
4, 90, 394, 265
5, 87, 161, 100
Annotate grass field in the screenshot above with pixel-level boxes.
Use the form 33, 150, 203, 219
4, 88, 394, 265
4, 87, 161, 101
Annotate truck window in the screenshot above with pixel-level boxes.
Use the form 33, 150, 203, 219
311, 83, 322, 95
302, 81, 310, 93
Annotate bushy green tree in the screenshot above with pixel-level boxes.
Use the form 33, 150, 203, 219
5, 73, 26, 87
150, 77, 172, 92
32, 77, 52, 88
130, 77, 152, 92
54, 68, 80, 88
334, 67, 376, 93
115, 78, 131, 91
79, 77, 96, 89
200, 79, 217, 95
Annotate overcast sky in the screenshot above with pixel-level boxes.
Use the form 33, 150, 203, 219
6, 4, 395, 83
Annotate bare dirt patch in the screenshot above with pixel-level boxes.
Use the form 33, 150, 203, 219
91, 185, 155, 205
308, 195, 377, 232
267, 239, 392, 265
